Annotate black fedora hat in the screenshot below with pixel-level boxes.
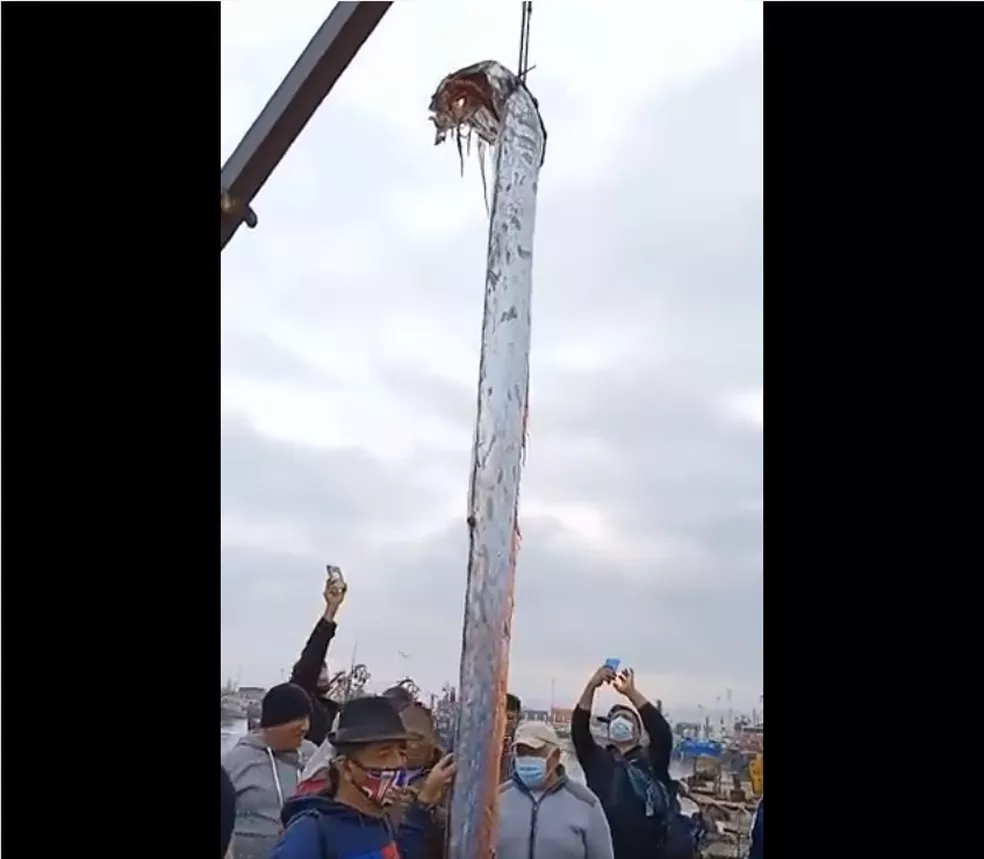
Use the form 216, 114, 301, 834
329, 696, 415, 745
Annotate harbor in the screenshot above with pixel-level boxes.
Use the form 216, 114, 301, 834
221, 675, 761, 858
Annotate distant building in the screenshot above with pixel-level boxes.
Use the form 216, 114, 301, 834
239, 686, 266, 706
550, 707, 573, 727
522, 708, 550, 723
735, 723, 763, 752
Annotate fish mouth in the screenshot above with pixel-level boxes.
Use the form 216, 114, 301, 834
428, 60, 517, 148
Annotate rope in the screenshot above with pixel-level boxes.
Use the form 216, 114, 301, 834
517, 1, 532, 80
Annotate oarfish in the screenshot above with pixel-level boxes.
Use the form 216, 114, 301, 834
428, 61, 547, 859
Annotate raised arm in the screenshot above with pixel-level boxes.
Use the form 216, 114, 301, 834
289, 574, 346, 693
612, 669, 673, 783
290, 618, 337, 693
573, 666, 617, 770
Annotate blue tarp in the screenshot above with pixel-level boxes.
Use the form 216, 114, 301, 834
678, 738, 723, 758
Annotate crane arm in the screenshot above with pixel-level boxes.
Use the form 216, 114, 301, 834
221, 1, 392, 250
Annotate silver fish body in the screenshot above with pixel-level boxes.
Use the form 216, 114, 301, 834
432, 62, 546, 859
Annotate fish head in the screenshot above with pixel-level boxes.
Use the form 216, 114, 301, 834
428, 61, 514, 148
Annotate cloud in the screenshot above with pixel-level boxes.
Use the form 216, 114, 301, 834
221, 1, 762, 713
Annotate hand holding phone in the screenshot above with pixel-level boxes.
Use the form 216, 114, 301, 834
591, 659, 619, 689
323, 565, 348, 617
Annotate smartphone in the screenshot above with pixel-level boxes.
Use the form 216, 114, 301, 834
325, 565, 346, 589
604, 658, 621, 672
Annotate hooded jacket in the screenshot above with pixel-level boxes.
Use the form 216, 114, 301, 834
270, 793, 434, 859
496, 769, 614, 859
222, 733, 317, 859
571, 703, 674, 859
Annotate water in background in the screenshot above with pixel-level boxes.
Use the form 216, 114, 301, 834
221, 719, 247, 755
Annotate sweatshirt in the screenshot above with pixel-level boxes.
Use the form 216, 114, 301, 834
271, 794, 434, 859
496, 771, 614, 859
222, 734, 317, 859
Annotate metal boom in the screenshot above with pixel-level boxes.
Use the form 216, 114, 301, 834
220, 2, 392, 251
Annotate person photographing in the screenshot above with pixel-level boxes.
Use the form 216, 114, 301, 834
289, 566, 348, 745
572, 667, 681, 859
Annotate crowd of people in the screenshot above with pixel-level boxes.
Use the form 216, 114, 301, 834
221, 572, 763, 859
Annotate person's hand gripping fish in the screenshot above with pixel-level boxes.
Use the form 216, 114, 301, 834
416, 753, 456, 806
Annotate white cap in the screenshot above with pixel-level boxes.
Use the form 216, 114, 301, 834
513, 720, 560, 750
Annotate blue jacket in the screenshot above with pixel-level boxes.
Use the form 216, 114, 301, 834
270, 793, 433, 859
748, 798, 763, 859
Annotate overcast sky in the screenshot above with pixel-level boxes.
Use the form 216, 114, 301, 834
221, 0, 762, 716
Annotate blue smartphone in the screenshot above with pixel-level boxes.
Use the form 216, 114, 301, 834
604, 658, 621, 671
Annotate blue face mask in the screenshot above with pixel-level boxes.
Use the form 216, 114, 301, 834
609, 716, 636, 744
514, 755, 548, 788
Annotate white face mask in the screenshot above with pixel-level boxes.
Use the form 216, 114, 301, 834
609, 716, 636, 744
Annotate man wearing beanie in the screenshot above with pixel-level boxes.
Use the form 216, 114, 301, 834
222, 684, 318, 859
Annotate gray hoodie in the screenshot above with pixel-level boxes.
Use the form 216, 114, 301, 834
496, 771, 615, 859
221, 733, 316, 859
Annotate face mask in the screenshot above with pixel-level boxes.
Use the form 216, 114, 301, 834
514, 755, 548, 788
396, 767, 424, 788
349, 761, 405, 805
609, 716, 636, 744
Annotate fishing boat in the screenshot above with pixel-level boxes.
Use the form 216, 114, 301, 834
678, 743, 761, 857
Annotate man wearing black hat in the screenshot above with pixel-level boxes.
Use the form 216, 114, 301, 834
270, 697, 456, 859
222, 684, 318, 859
289, 572, 348, 745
